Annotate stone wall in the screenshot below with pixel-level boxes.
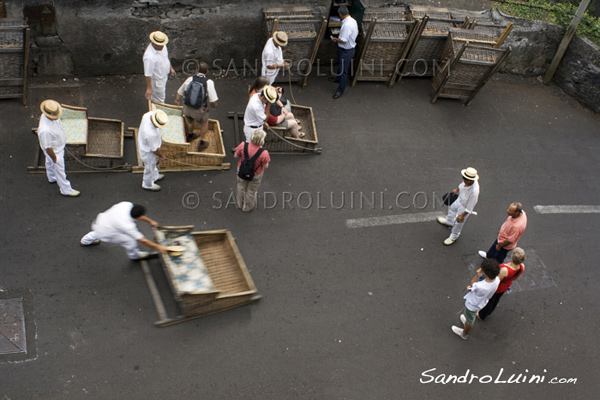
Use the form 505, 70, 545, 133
554, 36, 600, 114
3, 0, 600, 113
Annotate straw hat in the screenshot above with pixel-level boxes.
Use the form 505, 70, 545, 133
461, 167, 479, 181
261, 85, 278, 103
150, 110, 169, 128
273, 31, 288, 47
40, 100, 62, 120
149, 31, 169, 46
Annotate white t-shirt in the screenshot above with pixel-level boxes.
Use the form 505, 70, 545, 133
143, 44, 171, 80
176, 74, 218, 103
137, 111, 162, 158
244, 93, 266, 127
464, 277, 500, 312
458, 180, 479, 214
261, 38, 284, 84
93, 202, 144, 241
338, 16, 359, 49
37, 114, 67, 152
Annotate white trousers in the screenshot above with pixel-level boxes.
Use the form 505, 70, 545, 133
43, 148, 73, 195
141, 152, 159, 189
445, 200, 470, 240
243, 125, 258, 142
151, 76, 167, 103
81, 228, 141, 260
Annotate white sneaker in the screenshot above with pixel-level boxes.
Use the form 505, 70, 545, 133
136, 251, 159, 260
437, 217, 451, 227
143, 184, 161, 191
478, 250, 487, 258
452, 325, 469, 340
156, 174, 165, 182
65, 189, 81, 197
460, 314, 467, 326
444, 237, 455, 246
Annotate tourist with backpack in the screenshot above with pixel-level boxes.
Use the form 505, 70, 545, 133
175, 62, 218, 150
234, 129, 270, 212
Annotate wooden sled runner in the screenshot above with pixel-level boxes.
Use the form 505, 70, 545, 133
141, 226, 261, 327
28, 104, 131, 173
131, 101, 230, 173
229, 103, 321, 154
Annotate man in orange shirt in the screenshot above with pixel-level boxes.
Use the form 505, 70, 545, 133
478, 202, 527, 263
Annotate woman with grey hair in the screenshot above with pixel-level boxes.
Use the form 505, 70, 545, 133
234, 129, 270, 212
478, 247, 526, 320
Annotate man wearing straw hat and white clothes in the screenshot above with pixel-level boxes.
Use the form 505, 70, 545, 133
143, 31, 176, 103
138, 110, 168, 191
437, 167, 480, 245
261, 31, 290, 85
243, 85, 277, 142
37, 100, 80, 197
80, 202, 168, 260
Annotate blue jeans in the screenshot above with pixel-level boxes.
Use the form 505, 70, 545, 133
336, 47, 355, 93
486, 239, 509, 264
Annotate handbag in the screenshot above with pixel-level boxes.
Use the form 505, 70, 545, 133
442, 192, 458, 206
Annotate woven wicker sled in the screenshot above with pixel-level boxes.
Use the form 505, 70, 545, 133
431, 28, 511, 105
139, 226, 261, 327
229, 103, 321, 154
352, 10, 419, 87
131, 101, 230, 173
397, 6, 458, 79
263, 7, 327, 88
0, 19, 30, 105
28, 104, 128, 173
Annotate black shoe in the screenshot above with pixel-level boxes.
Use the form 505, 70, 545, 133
80, 240, 101, 247
333, 91, 343, 99
197, 140, 209, 152
328, 77, 339, 83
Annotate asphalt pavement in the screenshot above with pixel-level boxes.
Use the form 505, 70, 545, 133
1, 70, 599, 399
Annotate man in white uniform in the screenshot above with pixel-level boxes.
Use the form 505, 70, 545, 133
80, 202, 167, 260
37, 100, 80, 197
437, 167, 480, 245
261, 31, 289, 85
143, 31, 176, 103
138, 109, 168, 191
243, 85, 277, 142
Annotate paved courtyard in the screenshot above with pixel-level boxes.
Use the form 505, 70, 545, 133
0, 70, 599, 399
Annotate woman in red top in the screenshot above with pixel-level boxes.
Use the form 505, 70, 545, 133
478, 247, 525, 320
234, 129, 270, 212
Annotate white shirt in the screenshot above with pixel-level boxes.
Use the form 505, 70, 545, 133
143, 43, 171, 80
338, 16, 358, 49
244, 93, 266, 127
138, 111, 162, 158
458, 180, 479, 214
176, 74, 218, 103
37, 114, 67, 152
93, 202, 144, 241
464, 277, 500, 312
261, 38, 284, 83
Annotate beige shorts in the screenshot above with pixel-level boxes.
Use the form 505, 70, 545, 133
183, 104, 209, 126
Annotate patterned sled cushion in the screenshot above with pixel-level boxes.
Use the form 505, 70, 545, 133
155, 228, 215, 294
150, 102, 186, 144
61, 106, 88, 144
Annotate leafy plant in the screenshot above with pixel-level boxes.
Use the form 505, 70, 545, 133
494, 0, 600, 47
